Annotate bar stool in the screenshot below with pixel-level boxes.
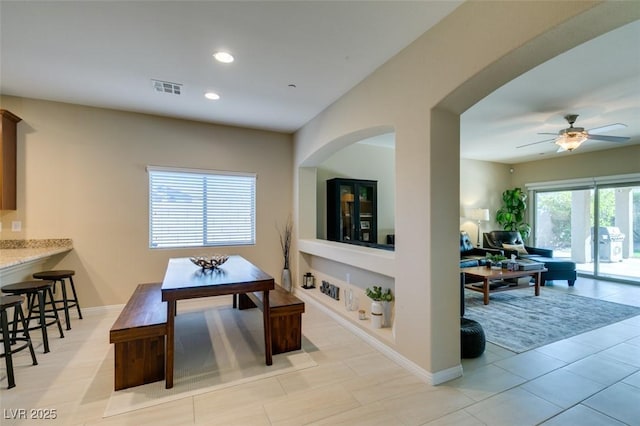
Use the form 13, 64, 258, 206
33, 270, 83, 330
1, 295, 38, 389
1, 281, 64, 353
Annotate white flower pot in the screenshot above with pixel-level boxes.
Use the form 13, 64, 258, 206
371, 300, 383, 329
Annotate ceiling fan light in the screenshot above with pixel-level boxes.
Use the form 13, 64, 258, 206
213, 51, 234, 63
555, 131, 588, 151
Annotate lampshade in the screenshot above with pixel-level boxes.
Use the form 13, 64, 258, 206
469, 208, 490, 222
555, 129, 588, 151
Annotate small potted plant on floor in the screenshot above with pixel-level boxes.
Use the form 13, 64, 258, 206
366, 286, 393, 328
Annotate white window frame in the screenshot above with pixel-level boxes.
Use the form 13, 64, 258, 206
148, 165, 256, 249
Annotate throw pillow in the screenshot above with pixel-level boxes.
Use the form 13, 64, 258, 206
502, 243, 528, 255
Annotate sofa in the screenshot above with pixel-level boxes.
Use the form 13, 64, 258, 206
483, 230, 577, 286
460, 231, 502, 316
460, 231, 500, 268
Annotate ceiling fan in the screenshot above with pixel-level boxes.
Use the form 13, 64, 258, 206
517, 114, 630, 152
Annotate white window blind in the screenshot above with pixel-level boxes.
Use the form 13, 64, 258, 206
148, 166, 256, 248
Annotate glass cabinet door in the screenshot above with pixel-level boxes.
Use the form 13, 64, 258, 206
358, 184, 375, 242
339, 183, 356, 241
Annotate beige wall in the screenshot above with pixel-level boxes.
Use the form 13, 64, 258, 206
459, 158, 511, 243
511, 145, 640, 188
0, 96, 293, 307
293, 1, 638, 382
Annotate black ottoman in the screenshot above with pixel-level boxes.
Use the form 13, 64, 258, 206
461, 318, 485, 358
533, 257, 577, 286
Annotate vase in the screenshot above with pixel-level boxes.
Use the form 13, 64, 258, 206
281, 269, 292, 292
371, 300, 383, 329
381, 300, 392, 328
344, 288, 357, 311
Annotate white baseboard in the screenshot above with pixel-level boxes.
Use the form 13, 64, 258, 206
82, 304, 124, 315
294, 289, 462, 386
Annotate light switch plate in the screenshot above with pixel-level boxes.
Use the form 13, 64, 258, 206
11, 221, 21, 232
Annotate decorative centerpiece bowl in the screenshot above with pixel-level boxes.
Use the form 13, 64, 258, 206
189, 255, 229, 270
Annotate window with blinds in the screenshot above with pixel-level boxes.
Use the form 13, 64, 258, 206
148, 166, 256, 248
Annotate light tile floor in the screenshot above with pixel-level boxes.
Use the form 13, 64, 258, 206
1, 277, 639, 425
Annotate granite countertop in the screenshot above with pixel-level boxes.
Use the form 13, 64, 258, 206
0, 239, 73, 270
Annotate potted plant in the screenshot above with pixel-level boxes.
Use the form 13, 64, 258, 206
486, 253, 507, 269
366, 286, 393, 328
277, 216, 293, 292
496, 187, 531, 241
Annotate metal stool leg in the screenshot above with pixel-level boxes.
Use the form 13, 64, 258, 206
1, 308, 16, 388
68, 276, 83, 319
46, 288, 65, 339
25, 288, 64, 353
35, 290, 50, 353
57, 279, 71, 330
16, 307, 38, 366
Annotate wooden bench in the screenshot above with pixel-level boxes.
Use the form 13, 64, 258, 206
109, 283, 167, 391
237, 286, 305, 355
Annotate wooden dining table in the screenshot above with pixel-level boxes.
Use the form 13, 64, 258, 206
160, 255, 275, 389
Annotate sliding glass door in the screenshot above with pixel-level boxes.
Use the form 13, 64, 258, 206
594, 185, 639, 282
532, 179, 640, 284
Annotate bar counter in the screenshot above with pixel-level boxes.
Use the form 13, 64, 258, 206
0, 239, 73, 271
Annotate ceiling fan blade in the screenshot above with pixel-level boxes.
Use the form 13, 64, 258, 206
516, 138, 554, 149
587, 134, 630, 143
537, 132, 559, 136
588, 123, 627, 134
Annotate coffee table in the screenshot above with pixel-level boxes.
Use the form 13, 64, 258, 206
461, 265, 547, 305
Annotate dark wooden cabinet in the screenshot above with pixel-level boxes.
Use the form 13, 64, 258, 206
0, 110, 21, 210
327, 178, 377, 244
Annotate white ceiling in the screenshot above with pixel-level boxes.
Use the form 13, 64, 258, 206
0, 1, 460, 132
461, 19, 640, 164
1, 2, 638, 165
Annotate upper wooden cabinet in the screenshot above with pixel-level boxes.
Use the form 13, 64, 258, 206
0, 110, 22, 210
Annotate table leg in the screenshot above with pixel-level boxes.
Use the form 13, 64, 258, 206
165, 298, 176, 389
483, 279, 489, 305
263, 289, 273, 366
533, 272, 541, 296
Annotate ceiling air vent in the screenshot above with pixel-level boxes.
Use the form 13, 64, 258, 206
151, 79, 182, 95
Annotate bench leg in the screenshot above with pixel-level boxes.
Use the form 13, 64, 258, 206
263, 290, 272, 366
165, 299, 176, 389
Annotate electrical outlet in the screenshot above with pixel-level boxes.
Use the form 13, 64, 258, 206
11, 221, 21, 232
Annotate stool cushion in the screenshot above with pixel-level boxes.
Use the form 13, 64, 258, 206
2, 280, 54, 293
461, 318, 486, 358
33, 270, 75, 279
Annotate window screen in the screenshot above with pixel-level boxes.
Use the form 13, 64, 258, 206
148, 166, 256, 248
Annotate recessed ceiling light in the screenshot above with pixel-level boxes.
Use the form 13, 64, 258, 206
213, 51, 234, 63
204, 92, 220, 100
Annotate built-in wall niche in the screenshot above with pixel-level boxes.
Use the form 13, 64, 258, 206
305, 254, 395, 342
316, 132, 395, 247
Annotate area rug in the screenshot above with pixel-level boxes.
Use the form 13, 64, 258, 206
464, 288, 640, 353
104, 305, 317, 417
